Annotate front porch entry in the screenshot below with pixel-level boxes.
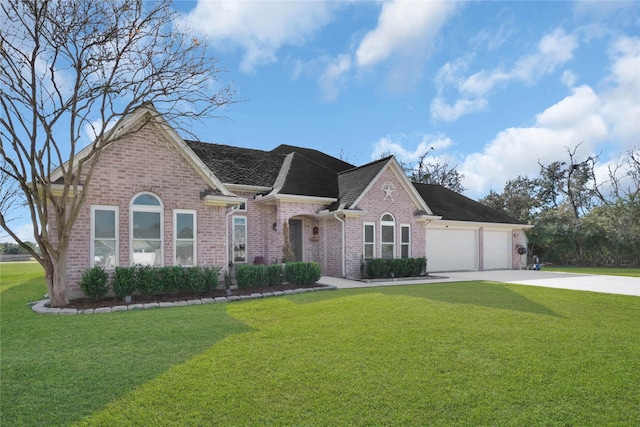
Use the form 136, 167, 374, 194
289, 219, 303, 262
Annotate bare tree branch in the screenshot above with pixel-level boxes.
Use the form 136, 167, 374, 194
0, 0, 235, 306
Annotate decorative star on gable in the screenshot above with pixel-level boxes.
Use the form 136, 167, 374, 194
381, 181, 396, 201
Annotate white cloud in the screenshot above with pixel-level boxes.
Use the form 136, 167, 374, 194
459, 84, 612, 196
181, 1, 335, 73
433, 28, 579, 122
355, 1, 458, 68
561, 70, 578, 87
82, 118, 117, 145
318, 54, 352, 102
599, 36, 640, 147
371, 133, 454, 164
430, 97, 488, 123
512, 28, 578, 84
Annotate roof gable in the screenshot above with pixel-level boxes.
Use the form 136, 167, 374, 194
48, 104, 233, 196
333, 156, 432, 214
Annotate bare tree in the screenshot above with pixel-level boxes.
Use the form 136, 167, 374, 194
410, 149, 466, 193
377, 147, 466, 193
0, 0, 235, 306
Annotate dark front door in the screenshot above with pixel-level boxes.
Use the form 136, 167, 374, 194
289, 219, 303, 262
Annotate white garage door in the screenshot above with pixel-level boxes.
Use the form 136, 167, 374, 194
483, 230, 510, 269
426, 229, 477, 272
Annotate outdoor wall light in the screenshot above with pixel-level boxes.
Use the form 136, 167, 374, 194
272, 222, 277, 231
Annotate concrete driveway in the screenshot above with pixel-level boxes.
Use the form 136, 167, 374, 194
319, 270, 640, 297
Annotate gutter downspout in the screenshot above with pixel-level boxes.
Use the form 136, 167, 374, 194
225, 206, 239, 274
334, 213, 345, 277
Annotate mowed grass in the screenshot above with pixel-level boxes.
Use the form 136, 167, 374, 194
542, 265, 640, 277
2, 263, 639, 426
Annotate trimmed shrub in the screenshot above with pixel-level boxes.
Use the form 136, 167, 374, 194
284, 262, 321, 286
365, 257, 426, 279
184, 267, 207, 292
201, 266, 222, 291
79, 266, 109, 300
111, 266, 137, 298
158, 266, 185, 293
136, 264, 161, 296
266, 264, 284, 286
235, 264, 268, 289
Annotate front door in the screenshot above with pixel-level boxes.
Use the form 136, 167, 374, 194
289, 219, 303, 262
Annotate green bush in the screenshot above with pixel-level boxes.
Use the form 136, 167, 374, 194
111, 266, 137, 298
235, 264, 263, 289
183, 267, 206, 292
365, 257, 426, 279
201, 266, 221, 291
136, 264, 161, 296
284, 262, 321, 286
79, 266, 109, 300
266, 264, 284, 286
158, 266, 185, 293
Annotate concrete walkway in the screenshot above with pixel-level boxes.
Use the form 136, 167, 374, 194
319, 270, 640, 297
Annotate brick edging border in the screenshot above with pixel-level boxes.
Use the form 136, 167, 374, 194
30, 285, 337, 315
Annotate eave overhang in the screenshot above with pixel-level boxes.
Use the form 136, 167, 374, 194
225, 183, 272, 194
425, 219, 533, 229
203, 195, 245, 207
254, 193, 337, 206
317, 208, 366, 219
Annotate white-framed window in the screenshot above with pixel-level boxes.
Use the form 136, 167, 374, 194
401, 224, 411, 258
364, 222, 375, 259
174, 210, 196, 266
90, 205, 118, 269
381, 213, 395, 259
130, 192, 163, 266
233, 216, 247, 263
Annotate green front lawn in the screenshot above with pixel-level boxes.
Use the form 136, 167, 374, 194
542, 266, 640, 277
2, 262, 639, 426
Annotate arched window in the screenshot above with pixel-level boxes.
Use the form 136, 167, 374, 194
130, 192, 163, 266
381, 213, 395, 259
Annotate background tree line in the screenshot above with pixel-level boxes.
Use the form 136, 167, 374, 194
479, 145, 639, 267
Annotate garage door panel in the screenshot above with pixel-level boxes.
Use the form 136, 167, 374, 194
426, 229, 477, 272
483, 230, 509, 269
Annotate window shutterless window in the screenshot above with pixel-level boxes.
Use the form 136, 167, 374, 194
130, 193, 163, 266
364, 222, 375, 259
233, 216, 247, 263
381, 213, 395, 259
174, 210, 196, 266
401, 224, 411, 258
91, 206, 118, 268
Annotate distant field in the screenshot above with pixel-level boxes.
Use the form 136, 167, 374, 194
542, 266, 640, 277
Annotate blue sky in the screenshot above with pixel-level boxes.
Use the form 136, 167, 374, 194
173, 0, 639, 195
3, 0, 639, 243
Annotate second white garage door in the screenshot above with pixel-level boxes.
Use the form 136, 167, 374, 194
483, 230, 510, 269
426, 229, 477, 272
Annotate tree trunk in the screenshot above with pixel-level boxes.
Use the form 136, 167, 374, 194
45, 250, 70, 308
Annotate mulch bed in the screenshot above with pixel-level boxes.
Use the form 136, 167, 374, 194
65, 285, 317, 310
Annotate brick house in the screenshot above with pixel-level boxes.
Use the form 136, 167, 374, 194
49, 105, 530, 299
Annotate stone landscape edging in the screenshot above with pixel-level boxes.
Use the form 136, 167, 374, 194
30, 285, 337, 315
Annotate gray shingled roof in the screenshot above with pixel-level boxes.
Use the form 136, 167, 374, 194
413, 183, 524, 224
271, 144, 354, 174
184, 140, 523, 224
185, 140, 284, 187
277, 152, 340, 198
335, 157, 390, 209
